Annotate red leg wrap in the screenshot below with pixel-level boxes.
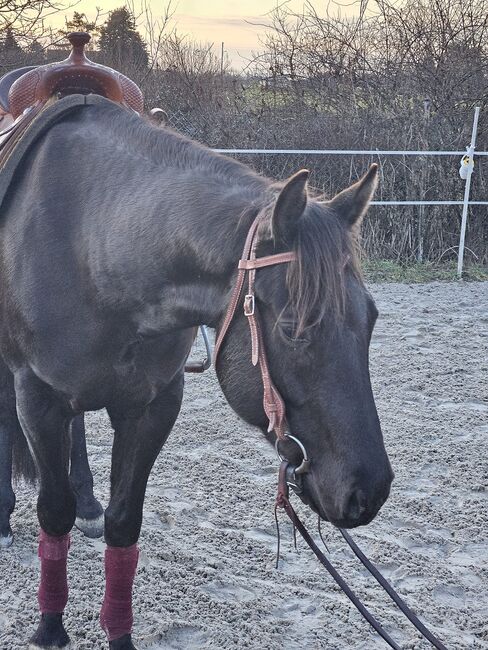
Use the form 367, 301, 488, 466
37, 529, 70, 614
100, 544, 139, 642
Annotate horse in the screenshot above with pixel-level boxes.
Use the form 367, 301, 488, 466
0, 95, 394, 650
0, 353, 104, 547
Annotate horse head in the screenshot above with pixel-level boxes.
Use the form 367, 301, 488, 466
216, 164, 394, 529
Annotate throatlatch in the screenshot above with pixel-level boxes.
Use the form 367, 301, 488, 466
213, 214, 297, 439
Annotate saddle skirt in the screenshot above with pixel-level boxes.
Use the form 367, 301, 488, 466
0, 94, 106, 209
0, 66, 37, 115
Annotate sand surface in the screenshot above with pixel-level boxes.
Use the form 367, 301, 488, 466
0, 281, 487, 649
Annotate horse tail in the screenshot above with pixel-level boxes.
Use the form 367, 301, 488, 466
12, 419, 37, 484
0, 357, 37, 483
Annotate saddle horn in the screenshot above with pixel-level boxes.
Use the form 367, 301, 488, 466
8, 32, 144, 119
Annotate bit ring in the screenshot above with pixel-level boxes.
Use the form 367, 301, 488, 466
275, 433, 310, 475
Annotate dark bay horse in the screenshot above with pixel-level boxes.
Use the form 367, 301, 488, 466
0, 353, 104, 546
0, 96, 393, 649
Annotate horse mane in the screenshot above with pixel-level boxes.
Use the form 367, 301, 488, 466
94, 102, 362, 333
97, 101, 266, 191
287, 201, 363, 336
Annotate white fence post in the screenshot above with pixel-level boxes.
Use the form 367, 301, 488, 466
457, 106, 481, 279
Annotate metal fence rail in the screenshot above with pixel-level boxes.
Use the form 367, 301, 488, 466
214, 148, 488, 156
212, 107, 484, 278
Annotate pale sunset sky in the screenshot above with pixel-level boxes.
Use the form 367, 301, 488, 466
50, 1, 359, 68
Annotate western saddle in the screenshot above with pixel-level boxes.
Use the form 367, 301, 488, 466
0, 32, 144, 152
0, 32, 211, 374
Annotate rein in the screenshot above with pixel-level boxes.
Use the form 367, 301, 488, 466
214, 215, 449, 649
276, 461, 448, 650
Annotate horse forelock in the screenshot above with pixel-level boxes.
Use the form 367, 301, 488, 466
287, 202, 362, 336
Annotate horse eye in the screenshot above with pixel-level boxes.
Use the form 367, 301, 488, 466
279, 320, 308, 345
281, 325, 295, 339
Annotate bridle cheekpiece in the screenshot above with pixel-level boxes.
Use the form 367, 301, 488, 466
213, 214, 297, 441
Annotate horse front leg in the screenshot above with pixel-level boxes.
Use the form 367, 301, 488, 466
102, 376, 184, 650
14, 368, 76, 649
70, 413, 104, 538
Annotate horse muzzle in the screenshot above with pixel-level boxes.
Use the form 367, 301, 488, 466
275, 432, 392, 528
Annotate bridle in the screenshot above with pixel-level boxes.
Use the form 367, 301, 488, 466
213, 214, 448, 650
213, 213, 296, 441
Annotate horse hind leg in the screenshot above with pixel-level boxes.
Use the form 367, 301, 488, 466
0, 435, 15, 548
0, 356, 27, 548
14, 368, 76, 649
102, 376, 184, 650
70, 413, 104, 538
0, 385, 16, 548
1, 407, 103, 548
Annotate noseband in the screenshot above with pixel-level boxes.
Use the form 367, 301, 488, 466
213, 214, 297, 442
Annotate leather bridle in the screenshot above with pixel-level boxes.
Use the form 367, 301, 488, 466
212, 214, 449, 650
213, 214, 296, 441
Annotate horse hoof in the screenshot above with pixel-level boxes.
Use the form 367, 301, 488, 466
109, 633, 138, 649
29, 613, 70, 649
0, 532, 14, 548
75, 513, 104, 538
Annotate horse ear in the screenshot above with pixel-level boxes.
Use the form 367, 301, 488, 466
272, 169, 309, 245
329, 164, 378, 228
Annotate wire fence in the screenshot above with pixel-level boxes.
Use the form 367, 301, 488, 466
167, 108, 487, 272
213, 147, 488, 205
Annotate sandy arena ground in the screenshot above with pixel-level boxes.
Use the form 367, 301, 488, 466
0, 281, 487, 649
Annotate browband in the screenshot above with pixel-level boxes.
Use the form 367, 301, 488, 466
238, 252, 297, 270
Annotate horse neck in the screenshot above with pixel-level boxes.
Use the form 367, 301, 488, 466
126, 172, 271, 333
80, 109, 272, 330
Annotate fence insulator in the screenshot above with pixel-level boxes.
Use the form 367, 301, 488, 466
459, 154, 473, 180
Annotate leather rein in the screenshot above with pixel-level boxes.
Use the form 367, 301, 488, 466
213, 214, 449, 649
277, 463, 448, 649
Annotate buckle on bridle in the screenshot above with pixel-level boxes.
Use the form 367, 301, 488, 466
244, 294, 255, 316
275, 433, 311, 477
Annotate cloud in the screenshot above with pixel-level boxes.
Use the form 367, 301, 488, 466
173, 13, 273, 31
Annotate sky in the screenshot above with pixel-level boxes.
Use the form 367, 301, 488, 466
50, 0, 360, 69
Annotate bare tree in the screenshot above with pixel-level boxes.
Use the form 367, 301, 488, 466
2, 0, 486, 263
244, 0, 488, 263
0, 0, 64, 44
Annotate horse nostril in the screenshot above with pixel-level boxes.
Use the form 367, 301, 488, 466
344, 489, 367, 522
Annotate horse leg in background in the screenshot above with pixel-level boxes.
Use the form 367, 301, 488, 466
0, 423, 15, 548
70, 413, 104, 538
14, 368, 76, 649
102, 376, 184, 650
0, 355, 35, 547
0, 360, 17, 547
0, 366, 103, 547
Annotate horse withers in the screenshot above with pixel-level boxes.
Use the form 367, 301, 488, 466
0, 95, 393, 649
